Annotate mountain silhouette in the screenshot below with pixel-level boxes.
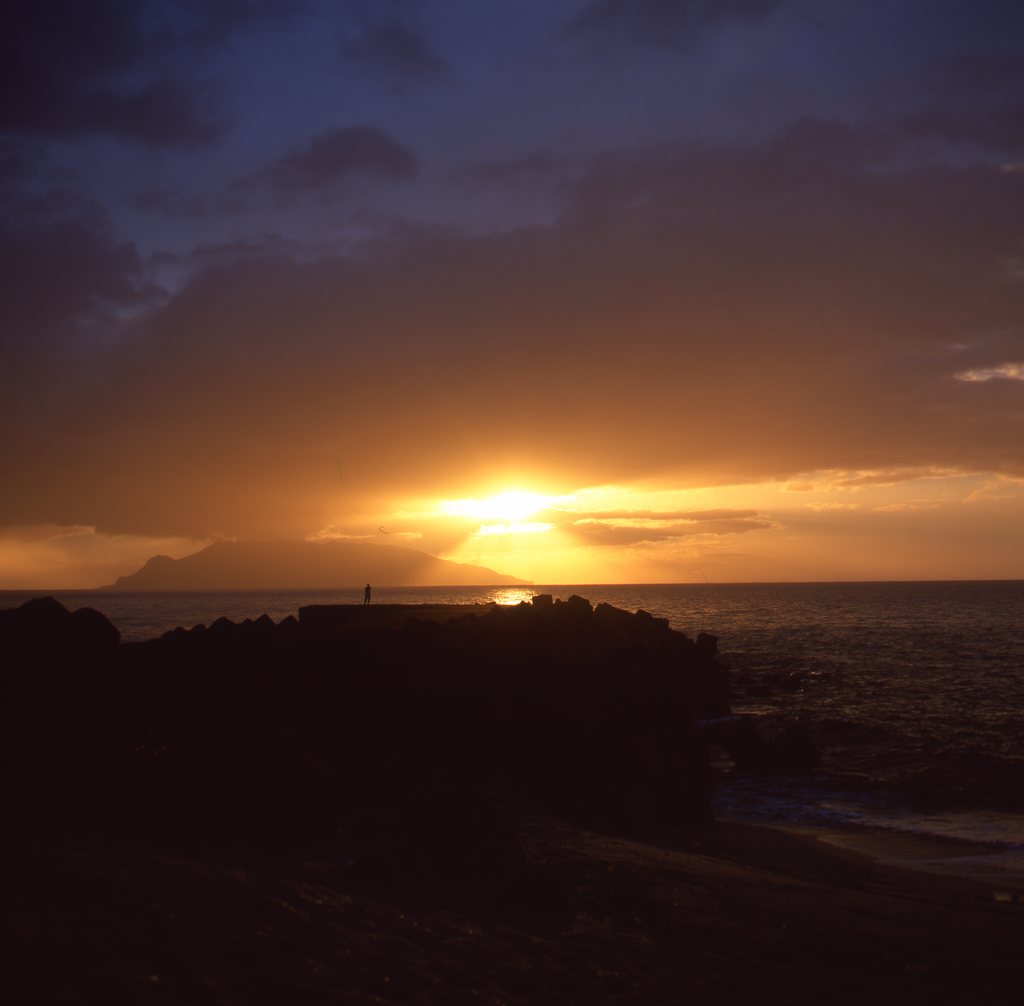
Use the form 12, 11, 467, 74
98, 540, 527, 590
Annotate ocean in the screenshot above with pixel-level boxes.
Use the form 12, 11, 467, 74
4, 581, 1023, 887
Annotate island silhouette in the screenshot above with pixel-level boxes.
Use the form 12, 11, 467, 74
97, 538, 527, 590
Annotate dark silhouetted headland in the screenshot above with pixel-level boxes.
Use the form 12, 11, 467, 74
98, 538, 527, 590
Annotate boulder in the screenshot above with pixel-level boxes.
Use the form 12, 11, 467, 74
17, 595, 73, 631
565, 594, 593, 613
718, 718, 820, 773
69, 606, 120, 650
1, 597, 119, 657
767, 723, 821, 772
695, 632, 718, 658
635, 609, 670, 630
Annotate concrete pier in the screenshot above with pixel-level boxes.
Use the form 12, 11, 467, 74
297, 602, 496, 637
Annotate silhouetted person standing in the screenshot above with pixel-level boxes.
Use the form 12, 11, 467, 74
363, 583, 372, 605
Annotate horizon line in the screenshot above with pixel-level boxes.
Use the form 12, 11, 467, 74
2, 577, 1023, 594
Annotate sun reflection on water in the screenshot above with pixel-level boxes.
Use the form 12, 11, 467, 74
488, 586, 538, 606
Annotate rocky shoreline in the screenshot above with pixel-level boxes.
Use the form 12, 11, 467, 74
3, 593, 734, 839
2, 594, 1020, 1004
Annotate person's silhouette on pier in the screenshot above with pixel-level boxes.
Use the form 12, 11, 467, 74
363, 583, 372, 605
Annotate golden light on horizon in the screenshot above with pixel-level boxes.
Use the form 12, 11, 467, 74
2, 471, 1020, 589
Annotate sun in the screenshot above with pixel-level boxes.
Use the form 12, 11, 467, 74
439, 490, 555, 523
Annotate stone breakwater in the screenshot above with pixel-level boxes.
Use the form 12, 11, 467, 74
2, 593, 740, 838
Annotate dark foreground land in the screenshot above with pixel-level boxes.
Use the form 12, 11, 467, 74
2, 596, 1021, 1004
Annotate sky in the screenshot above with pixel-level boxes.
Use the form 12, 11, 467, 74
2, 0, 1024, 587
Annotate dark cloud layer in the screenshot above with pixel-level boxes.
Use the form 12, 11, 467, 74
241, 126, 418, 194
458, 152, 572, 187
0, 0, 306, 148
557, 509, 775, 547
902, 100, 1024, 154
565, 0, 789, 49
938, 53, 1024, 95
1, 219, 151, 345
1, 2, 221, 146
340, 19, 450, 90
3, 116, 1022, 539
553, 509, 762, 522
566, 517, 775, 547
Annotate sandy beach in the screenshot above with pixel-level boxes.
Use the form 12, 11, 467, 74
6, 811, 1022, 1005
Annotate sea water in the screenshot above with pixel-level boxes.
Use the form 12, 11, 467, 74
4, 580, 1023, 884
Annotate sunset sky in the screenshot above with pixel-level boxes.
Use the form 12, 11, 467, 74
3, 0, 1023, 587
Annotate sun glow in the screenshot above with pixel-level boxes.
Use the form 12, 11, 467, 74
440, 490, 557, 523
477, 521, 553, 536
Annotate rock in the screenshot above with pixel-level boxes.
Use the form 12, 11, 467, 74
696, 632, 718, 658
0, 598, 122, 809
633, 609, 669, 630
17, 595, 73, 630
274, 614, 300, 641
2, 597, 119, 656
719, 718, 820, 773
69, 606, 120, 650
767, 723, 821, 772
2, 593, 736, 845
